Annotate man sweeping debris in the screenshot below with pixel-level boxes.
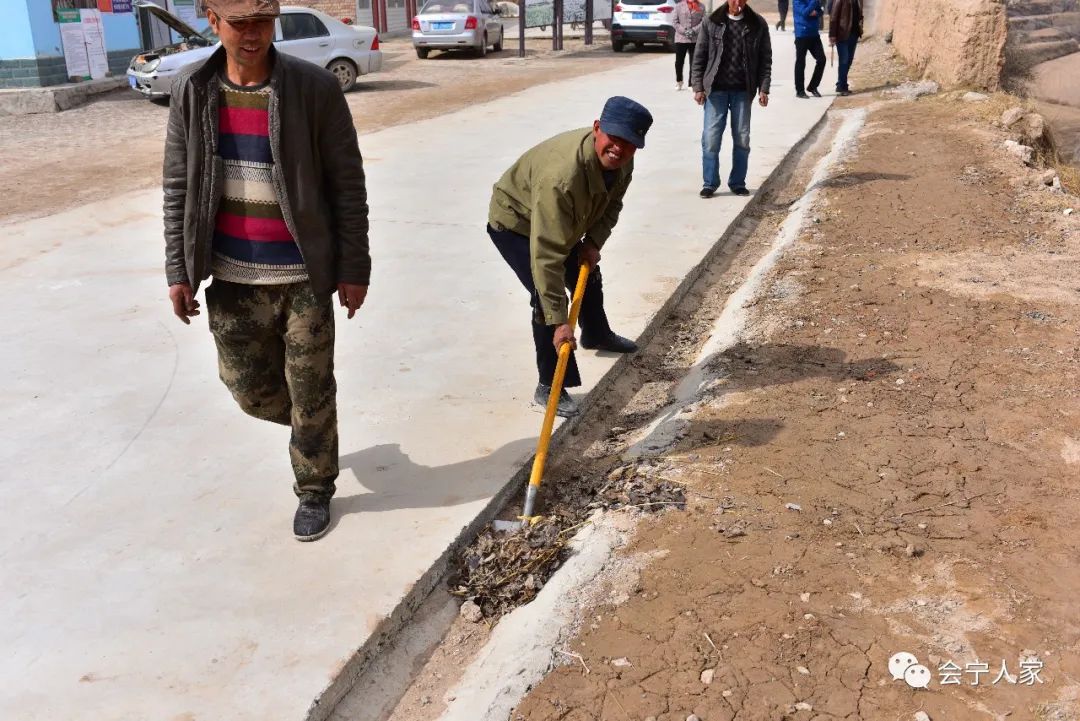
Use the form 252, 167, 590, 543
487, 96, 653, 417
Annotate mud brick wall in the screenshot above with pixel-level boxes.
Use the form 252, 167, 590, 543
299, 0, 358, 21
874, 0, 1008, 90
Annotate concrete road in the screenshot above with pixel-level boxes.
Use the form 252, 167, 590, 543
0, 33, 835, 721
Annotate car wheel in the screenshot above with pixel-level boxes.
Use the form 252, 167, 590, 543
416, 47, 430, 59
494, 32, 503, 52
612, 40, 624, 52
477, 35, 488, 57
327, 58, 358, 92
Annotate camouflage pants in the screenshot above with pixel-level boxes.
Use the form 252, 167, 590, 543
205, 280, 338, 499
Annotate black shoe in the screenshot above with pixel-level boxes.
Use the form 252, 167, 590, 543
837, 89, 852, 96
581, 331, 638, 353
700, 186, 717, 198
534, 383, 579, 417
293, 496, 331, 541
796, 91, 809, 99
731, 187, 750, 196
808, 88, 821, 97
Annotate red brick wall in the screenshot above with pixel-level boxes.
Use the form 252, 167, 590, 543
296, 0, 357, 22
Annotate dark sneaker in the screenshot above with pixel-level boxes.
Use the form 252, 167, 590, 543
293, 496, 331, 542
700, 186, 717, 198
534, 383, 579, 418
731, 187, 750, 196
581, 332, 638, 353
808, 88, 822, 97
796, 91, 809, 99
838, 89, 852, 96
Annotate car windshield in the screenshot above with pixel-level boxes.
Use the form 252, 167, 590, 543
420, 0, 472, 13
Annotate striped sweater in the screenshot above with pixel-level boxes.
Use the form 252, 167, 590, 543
211, 77, 308, 285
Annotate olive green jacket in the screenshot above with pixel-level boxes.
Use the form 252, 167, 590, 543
488, 128, 633, 325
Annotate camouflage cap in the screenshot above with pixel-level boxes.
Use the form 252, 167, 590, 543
203, 0, 280, 21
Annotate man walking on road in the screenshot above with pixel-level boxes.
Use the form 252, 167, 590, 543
793, 0, 826, 98
691, 0, 772, 198
828, 0, 862, 95
163, 0, 370, 542
488, 97, 652, 418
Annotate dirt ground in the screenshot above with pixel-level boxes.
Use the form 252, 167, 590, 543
373, 39, 1080, 721
0, 36, 647, 226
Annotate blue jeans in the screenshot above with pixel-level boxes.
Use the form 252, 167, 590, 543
701, 90, 752, 191
836, 35, 858, 91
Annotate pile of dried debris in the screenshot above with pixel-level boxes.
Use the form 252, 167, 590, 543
449, 461, 686, 619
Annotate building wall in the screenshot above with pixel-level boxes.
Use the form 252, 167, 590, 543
0, 0, 140, 88
0, 0, 37, 58
299, 0, 358, 21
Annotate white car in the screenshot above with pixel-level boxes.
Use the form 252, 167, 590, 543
127, 2, 382, 97
411, 0, 507, 58
611, 0, 677, 52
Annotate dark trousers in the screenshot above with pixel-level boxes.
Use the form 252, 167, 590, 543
488, 225, 613, 388
777, 0, 789, 28
794, 34, 826, 94
675, 42, 696, 82
836, 34, 858, 91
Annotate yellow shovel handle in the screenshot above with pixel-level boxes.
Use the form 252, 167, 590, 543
527, 262, 590, 493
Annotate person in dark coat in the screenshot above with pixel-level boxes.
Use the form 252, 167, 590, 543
829, 0, 863, 95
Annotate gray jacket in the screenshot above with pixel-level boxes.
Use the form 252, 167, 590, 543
690, 4, 773, 97
163, 46, 371, 295
673, 0, 704, 44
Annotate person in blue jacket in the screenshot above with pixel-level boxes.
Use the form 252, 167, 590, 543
793, 0, 826, 98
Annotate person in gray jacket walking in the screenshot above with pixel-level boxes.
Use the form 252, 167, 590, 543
163, 0, 370, 542
690, 0, 772, 197
673, 0, 705, 91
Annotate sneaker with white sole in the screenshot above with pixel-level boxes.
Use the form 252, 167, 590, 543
534, 383, 579, 417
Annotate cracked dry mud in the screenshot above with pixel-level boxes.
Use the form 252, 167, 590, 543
496, 60, 1080, 721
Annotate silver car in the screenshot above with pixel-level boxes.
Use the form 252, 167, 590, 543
411, 0, 507, 59
127, 2, 383, 98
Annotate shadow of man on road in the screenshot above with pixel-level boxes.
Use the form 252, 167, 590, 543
328, 437, 538, 529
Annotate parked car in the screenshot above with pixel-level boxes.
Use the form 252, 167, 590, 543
411, 0, 507, 59
126, 2, 382, 98
611, 0, 677, 52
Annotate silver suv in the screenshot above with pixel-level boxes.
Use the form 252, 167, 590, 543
611, 0, 677, 52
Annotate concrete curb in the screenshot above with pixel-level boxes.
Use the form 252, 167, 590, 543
308, 106, 837, 721
0, 77, 127, 116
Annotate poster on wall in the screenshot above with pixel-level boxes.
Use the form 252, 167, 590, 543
52, 0, 101, 22
169, 0, 200, 27
524, 0, 610, 29
80, 8, 111, 79
57, 8, 91, 81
